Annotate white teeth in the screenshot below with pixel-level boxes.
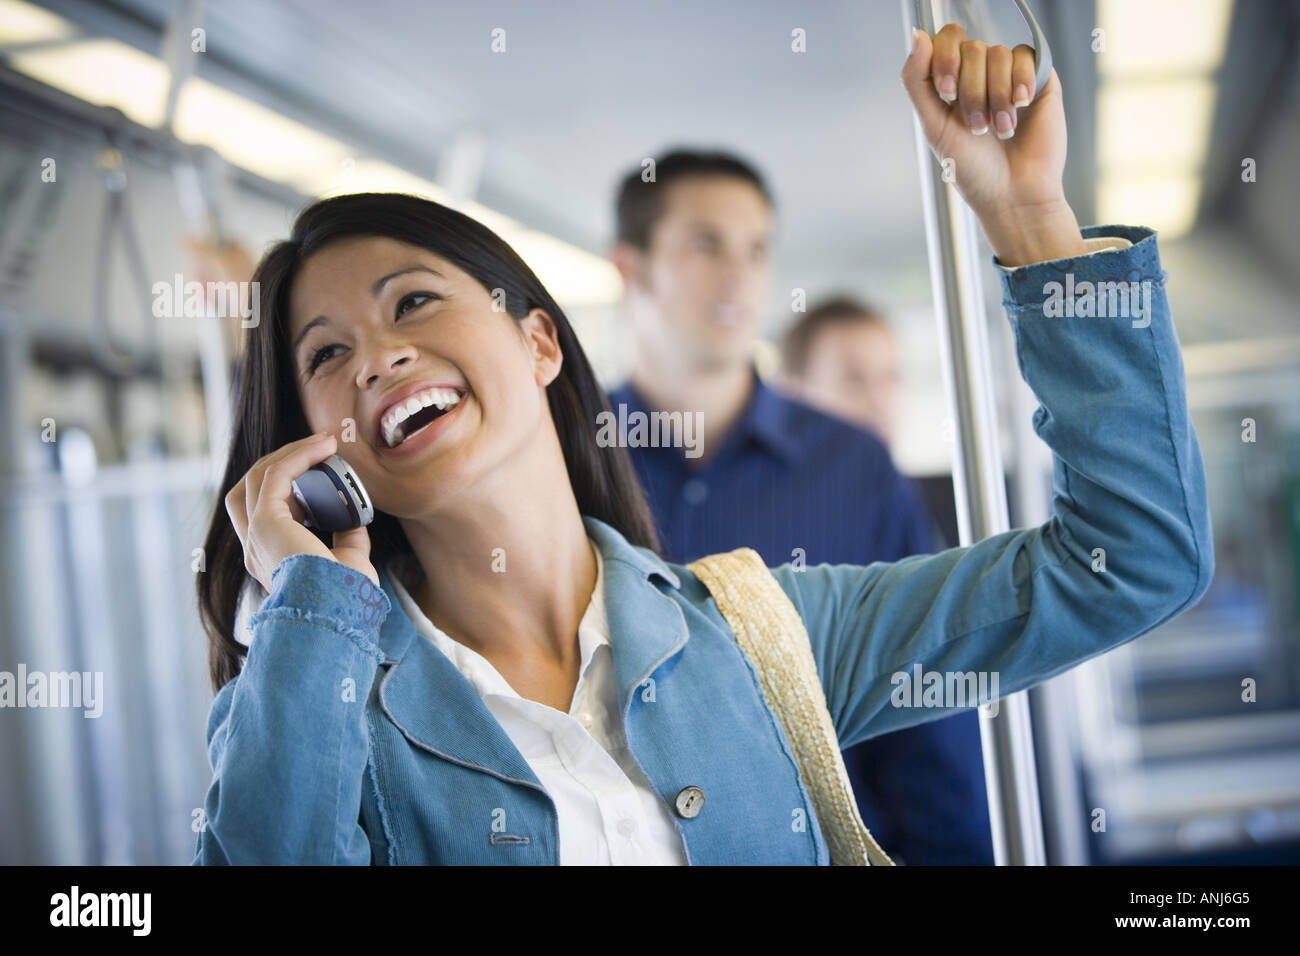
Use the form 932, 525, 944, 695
379, 385, 463, 448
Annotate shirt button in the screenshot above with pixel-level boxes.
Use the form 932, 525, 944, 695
578, 712, 594, 726
674, 786, 705, 819
682, 478, 708, 505
617, 818, 637, 837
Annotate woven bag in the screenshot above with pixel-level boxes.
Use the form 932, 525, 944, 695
687, 547, 895, 866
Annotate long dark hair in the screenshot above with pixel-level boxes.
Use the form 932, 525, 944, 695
197, 192, 660, 693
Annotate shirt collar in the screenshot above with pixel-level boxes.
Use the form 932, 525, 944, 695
575, 541, 609, 665
581, 514, 681, 588
371, 516, 691, 778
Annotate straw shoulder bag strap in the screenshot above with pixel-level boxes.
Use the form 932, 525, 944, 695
687, 547, 895, 867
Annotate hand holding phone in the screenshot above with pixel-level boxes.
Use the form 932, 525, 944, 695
224, 434, 379, 593
291, 454, 375, 533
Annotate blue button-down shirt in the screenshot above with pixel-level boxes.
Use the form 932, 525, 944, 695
606, 375, 994, 864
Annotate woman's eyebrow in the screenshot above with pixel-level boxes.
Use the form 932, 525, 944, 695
370, 265, 444, 297
293, 315, 329, 352
292, 266, 444, 353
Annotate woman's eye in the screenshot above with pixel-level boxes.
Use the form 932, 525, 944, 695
397, 292, 437, 317
308, 344, 344, 372
303, 293, 438, 377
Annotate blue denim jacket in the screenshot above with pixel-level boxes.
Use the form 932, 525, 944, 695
194, 226, 1214, 865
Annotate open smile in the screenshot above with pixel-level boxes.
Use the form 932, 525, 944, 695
376, 383, 466, 449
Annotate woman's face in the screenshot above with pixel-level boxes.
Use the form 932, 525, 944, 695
285, 235, 562, 519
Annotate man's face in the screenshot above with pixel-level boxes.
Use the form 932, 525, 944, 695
794, 320, 901, 446
623, 175, 773, 373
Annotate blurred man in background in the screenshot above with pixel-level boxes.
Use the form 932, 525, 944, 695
607, 148, 993, 864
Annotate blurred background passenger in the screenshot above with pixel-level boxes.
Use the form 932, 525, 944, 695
780, 295, 902, 447
607, 148, 993, 864
781, 294, 954, 552
180, 237, 256, 389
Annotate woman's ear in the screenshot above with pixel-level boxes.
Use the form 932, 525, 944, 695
520, 308, 563, 387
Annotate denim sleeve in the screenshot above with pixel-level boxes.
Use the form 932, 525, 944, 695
192, 554, 390, 864
770, 226, 1215, 748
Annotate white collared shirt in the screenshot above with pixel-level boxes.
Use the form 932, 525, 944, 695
387, 540, 688, 866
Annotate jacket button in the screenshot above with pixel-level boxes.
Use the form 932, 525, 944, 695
674, 786, 705, 819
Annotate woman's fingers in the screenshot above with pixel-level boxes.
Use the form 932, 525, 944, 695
222, 432, 353, 591
249, 433, 336, 520
987, 44, 1015, 140
256, 434, 337, 519
958, 40, 989, 135
331, 526, 370, 554
931, 23, 965, 104
1011, 43, 1036, 108
903, 25, 1042, 147
900, 28, 949, 146
225, 479, 249, 545
331, 526, 380, 587
286, 492, 309, 526
237, 433, 331, 552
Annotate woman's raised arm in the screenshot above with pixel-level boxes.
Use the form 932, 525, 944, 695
767, 27, 1214, 747
773, 225, 1213, 748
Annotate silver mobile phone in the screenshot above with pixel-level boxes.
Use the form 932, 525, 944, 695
290, 454, 374, 533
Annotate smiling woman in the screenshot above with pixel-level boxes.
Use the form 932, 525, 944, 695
196, 192, 660, 693
192, 110, 1213, 865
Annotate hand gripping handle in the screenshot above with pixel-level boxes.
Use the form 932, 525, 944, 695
1013, 0, 1053, 97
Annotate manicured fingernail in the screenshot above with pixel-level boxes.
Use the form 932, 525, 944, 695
1013, 84, 1030, 107
995, 110, 1015, 139
937, 76, 957, 102
911, 28, 922, 54
969, 112, 988, 135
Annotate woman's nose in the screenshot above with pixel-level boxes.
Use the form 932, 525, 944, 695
356, 341, 417, 387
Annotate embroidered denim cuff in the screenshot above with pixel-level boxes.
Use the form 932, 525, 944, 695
998, 225, 1167, 316
252, 554, 391, 652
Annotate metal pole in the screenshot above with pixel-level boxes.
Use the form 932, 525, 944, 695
1007, 313, 1090, 865
901, 0, 1048, 866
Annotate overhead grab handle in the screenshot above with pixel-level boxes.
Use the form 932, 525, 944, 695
1013, 0, 1053, 97
917, 0, 1054, 97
